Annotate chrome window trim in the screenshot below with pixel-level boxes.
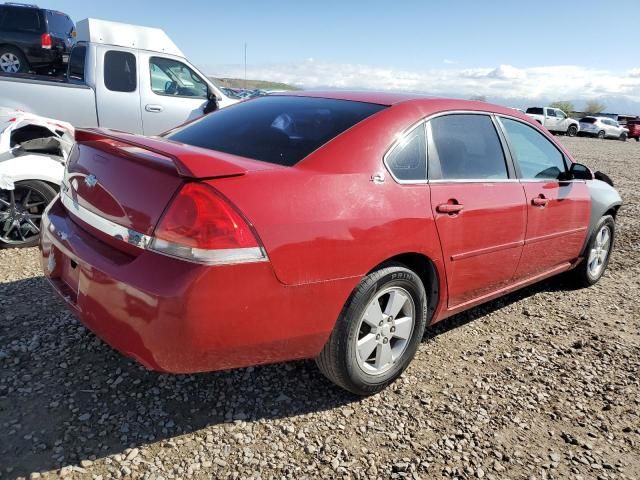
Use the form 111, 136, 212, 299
60, 191, 268, 265
429, 179, 520, 184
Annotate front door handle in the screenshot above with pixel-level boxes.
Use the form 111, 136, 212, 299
532, 195, 549, 207
145, 104, 164, 113
436, 202, 464, 214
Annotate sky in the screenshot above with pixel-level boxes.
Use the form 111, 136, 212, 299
31, 0, 640, 112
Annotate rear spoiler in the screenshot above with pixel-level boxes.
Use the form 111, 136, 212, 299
74, 128, 247, 179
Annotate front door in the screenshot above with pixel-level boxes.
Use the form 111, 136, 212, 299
139, 54, 210, 135
428, 114, 527, 308
497, 117, 591, 280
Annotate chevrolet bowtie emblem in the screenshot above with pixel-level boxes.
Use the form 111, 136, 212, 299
84, 174, 98, 188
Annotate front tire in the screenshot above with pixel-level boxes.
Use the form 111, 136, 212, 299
567, 125, 578, 137
0, 46, 29, 74
570, 215, 615, 287
316, 265, 428, 396
619, 133, 627, 142
0, 180, 56, 248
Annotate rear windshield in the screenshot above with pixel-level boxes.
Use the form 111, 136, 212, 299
46, 10, 74, 36
526, 107, 544, 115
166, 96, 386, 166
580, 117, 597, 124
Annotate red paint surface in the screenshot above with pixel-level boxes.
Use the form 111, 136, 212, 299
40, 94, 592, 373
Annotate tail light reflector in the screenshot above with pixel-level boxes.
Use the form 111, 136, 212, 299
150, 183, 266, 265
41, 33, 52, 49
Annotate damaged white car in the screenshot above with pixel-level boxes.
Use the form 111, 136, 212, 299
0, 108, 74, 248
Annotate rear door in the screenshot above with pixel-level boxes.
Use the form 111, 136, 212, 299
428, 113, 527, 308
95, 47, 143, 133
497, 117, 590, 280
139, 53, 209, 135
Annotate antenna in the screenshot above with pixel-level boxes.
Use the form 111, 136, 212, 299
244, 42, 247, 90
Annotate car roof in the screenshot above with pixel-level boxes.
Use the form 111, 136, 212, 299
271, 90, 527, 117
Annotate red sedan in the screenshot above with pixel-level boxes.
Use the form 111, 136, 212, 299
40, 92, 621, 395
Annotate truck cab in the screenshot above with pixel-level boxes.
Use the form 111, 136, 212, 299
69, 19, 236, 135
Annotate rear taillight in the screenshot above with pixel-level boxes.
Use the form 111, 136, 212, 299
149, 183, 266, 265
41, 33, 52, 49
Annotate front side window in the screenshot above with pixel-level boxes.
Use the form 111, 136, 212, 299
430, 114, 508, 180
556, 110, 566, 119
385, 124, 426, 181
166, 96, 385, 166
150, 57, 207, 98
500, 117, 566, 180
1, 7, 42, 32
104, 50, 136, 93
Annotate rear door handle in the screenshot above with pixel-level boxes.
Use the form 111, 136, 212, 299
145, 104, 164, 113
531, 196, 549, 207
436, 203, 464, 214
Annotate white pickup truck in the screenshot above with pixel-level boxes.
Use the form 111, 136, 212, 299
525, 107, 580, 137
0, 18, 238, 135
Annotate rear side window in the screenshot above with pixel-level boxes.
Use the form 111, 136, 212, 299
46, 11, 74, 36
526, 107, 543, 115
0, 6, 42, 32
166, 96, 385, 166
430, 114, 508, 180
67, 45, 86, 81
385, 124, 426, 181
580, 117, 596, 124
104, 51, 136, 93
499, 118, 566, 180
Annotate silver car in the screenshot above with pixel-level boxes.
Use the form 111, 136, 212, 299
579, 116, 629, 141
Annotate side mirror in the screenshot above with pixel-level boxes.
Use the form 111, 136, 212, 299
564, 162, 593, 181
203, 91, 219, 115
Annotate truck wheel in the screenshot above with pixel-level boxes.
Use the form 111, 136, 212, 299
0, 181, 56, 248
567, 125, 578, 137
636, 137, 639, 142
619, 133, 627, 142
597, 130, 605, 139
0, 47, 29, 74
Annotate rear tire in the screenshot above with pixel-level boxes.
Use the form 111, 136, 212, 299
0, 46, 29, 74
597, 130, 606, 139
619, 133, 627, 142
315, 265, 428, 396
567, 125, 578, 137
569, 215, 615, 288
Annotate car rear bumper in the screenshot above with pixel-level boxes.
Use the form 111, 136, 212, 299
40, 197, 352, 373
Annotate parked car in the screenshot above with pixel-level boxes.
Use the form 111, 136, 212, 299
40, 93, 621, 395
525, 107, 580, 136
578, 116, 629, 141
0, 108, 74, 248
0, 18, 238, 135
0, 3, 75, 75
625, 118, 640, 142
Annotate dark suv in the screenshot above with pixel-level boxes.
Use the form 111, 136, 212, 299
0, 3, 74, 75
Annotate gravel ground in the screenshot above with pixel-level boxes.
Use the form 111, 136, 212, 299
1, 136, 639, 480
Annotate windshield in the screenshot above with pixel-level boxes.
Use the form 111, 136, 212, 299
166, 96, 386, 166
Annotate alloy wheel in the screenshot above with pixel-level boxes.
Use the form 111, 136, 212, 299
587, 225, 611, 278
0, 185, 48, 245
355, 286, 415, 375
0, 53, 21, 73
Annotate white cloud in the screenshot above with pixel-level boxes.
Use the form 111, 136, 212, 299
208, 62, 640, 103
443, 59, 458, 65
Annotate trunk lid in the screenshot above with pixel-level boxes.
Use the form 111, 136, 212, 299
62, 128, 265, 246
